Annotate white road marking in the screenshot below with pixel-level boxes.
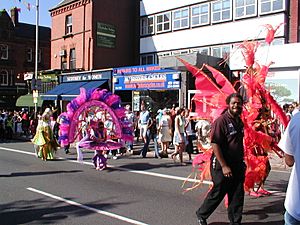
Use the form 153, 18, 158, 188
27, 187, 148, 225
0, 146, 290, 189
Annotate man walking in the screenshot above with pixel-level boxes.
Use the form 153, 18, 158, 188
196, 93, 246, 225
278, 112, 300, 225
139, 102, 150, 158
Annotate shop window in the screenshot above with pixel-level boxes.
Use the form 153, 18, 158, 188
140, 16, 154, 36
156, 12, 171, 33
69, 48, 76, 70
172, 7, 189, 30
0, 70, 8, 85
65, 14, 73, 35
26, 48, 33, 62
172, 50, 189, 55
259, 0, 284, 14
234, 0, 257, 19
191, 3, 210, 27
0, 44, 8, 60
212, 0, 232, 23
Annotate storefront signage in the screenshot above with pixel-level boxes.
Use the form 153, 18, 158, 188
114, 72, 181, 90
113, 64, 161, 75
61, 71, 111, 83
97, 22, 116, 48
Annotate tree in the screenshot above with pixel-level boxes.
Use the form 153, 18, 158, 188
266, 82, 292, 103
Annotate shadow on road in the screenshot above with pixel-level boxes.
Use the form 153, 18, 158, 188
0, 197, 131, 225
0, 170, 82, 177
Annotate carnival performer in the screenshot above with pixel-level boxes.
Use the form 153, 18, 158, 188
32, 108, 57, 161
90, 121, 108, 170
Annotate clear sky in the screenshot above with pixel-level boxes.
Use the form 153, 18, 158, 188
0, 0, 62, 27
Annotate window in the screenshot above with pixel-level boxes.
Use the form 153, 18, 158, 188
156, 12, 171, 33
212, 0, 232, 23
61, 55, 67, 70
0, 70, 8, 85
191, 47, 210, 55
69, 48, 76, 70
26, 48, 33, 62
173, 7, 189, 30
211, 45, 231, 58
140, 54, 156, 65
260, 0, 284, 14
234, 0, 257, 19
65, 15, 72, 34
0, 44, 8, 60
38, 49, 42, 63
191, 3, 210, 27
140, 16, 154, 36
172, 49, 190, 55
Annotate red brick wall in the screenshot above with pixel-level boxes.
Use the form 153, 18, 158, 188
289, 0, 299, 43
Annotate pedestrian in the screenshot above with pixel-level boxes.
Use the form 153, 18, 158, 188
196, 93, 246, 225
171, 107, 186, 165
148, 112, 160, 158
184, 108, 194, 161
278, 111, 300, 225
157, 108, 172, 157
138, 102, 150, 158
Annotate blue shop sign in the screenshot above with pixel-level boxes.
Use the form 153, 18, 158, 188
113, 64, 175, 75
114, 72, 181, 90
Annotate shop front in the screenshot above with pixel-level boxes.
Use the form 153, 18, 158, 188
113, 64, 181, 112
42, 69, 112, 110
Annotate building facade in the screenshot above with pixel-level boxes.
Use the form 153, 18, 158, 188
0, 8, 51, 108
140, 0, 299, 65
50, 0, 140, 71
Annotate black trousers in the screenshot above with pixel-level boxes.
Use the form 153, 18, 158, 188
196, 160, 246, 224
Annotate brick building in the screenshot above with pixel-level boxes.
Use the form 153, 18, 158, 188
0, 8, 51, 108
50, 0, 140, 71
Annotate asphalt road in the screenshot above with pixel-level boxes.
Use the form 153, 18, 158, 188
0, 140, 290, 225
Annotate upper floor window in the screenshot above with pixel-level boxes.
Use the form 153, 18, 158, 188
191, 47, 210, 55
38, 49, 42, 63
172, 49, 190, 56
234, 0, 257, 19
26, 48, 33, 62
61, 54, 67, 71
212, 0, 232, 23
140, 16, 154, 36
156, 12, 171, 33
172, 7, 189, 30
260, 0, 284, 14
191, 3, 210, 27
211, 45, 231, 59
0, 44, 8, 60
69, 48, 76, 70
65, 15, 72, 34
140, 54, 156, 65
0, 70, 8, 85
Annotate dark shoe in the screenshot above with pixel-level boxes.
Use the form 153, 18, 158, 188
198, 218, 207, 225
65, 149, 69, 154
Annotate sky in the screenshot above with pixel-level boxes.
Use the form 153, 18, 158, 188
0, 0, 62, 27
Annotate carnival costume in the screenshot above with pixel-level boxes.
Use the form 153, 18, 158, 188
32, 108, 57, 161
58, 88, 133, 167
181, 23, 288, 196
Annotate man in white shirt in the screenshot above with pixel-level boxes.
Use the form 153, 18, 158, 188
278, 112, 300, 225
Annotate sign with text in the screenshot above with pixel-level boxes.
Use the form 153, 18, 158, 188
61, 70, 111, 83
114, 72, 181, 91
97, 22, 116, 48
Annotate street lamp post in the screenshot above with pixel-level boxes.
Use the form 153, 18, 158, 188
33, 0, 39, 118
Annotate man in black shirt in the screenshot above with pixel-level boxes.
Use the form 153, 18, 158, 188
196, 93, 246, 225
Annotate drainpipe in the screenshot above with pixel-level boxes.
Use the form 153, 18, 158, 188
82, 1, 86, 70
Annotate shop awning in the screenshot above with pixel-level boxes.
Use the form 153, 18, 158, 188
61, 80, 108, 101
16, 94, 43, 107
41, 82, 87, 100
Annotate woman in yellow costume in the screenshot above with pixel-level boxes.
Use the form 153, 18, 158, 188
32, 108, 57, 161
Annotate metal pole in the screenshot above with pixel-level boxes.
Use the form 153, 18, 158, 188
34, 0, 39, 118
